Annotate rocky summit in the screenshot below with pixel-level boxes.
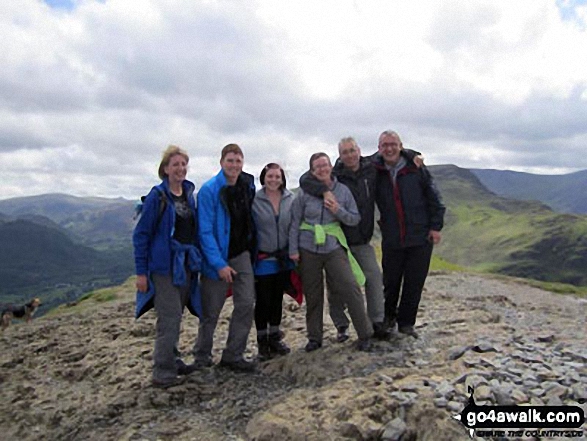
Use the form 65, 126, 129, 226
0, 273, 585, 441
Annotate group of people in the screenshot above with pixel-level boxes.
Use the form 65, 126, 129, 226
133, 131, 446, 388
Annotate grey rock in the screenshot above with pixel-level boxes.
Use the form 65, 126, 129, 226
447, 345, 470, 360
380, 417, 407, 441
536, 334, 556, 343
472, 341, 498, 353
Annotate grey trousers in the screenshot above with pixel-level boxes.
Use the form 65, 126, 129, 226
193, 251, 255, 363
299, 248, 373, 343
152, 273, 190, 382
327, 243, 385, 328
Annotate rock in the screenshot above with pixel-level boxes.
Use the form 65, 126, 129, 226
535, 334, 555, 343
511, 389, 529, 403
474, 385, 493, 401
380, 417, 407, 441
447, 346, 470, 361
472, 341, 498, 353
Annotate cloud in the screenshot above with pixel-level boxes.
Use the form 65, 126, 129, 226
0, 0, 586, 199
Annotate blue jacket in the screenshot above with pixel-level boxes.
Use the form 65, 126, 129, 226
133, 178, 201, 318
198, 170, 256, 280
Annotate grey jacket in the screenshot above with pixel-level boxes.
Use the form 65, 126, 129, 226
253, 188, 294, 255
289, 177, 360, 255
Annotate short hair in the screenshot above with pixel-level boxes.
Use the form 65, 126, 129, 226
158, 145, 189, 180
338, 136, 359, 150
309, 152, 331, 171
259, 163, 286, 190
221, 143, 244, 161
378, 130, 402, 146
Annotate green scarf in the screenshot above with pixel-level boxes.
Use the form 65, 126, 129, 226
300, 221, 365, 286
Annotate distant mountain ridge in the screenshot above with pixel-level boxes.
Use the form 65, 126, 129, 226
431, 165, 587, 286
470, 168, 587, 214
0, 217, 133, 312
0, 194, 136, 310
0, 193, 136, 249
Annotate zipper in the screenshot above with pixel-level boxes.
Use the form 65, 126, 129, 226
364, 178, 370, 199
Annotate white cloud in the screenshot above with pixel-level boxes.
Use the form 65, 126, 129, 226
0, 0, 586, 200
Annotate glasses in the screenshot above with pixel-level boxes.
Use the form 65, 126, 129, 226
380, 142, 400, 149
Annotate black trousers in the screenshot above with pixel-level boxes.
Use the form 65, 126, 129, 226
381, 243, 433, 328
254, 271, 288, 333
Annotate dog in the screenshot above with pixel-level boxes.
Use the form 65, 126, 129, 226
1, 298, 41, 330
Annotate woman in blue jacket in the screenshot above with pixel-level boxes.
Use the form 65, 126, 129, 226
252, 163, 295, 359
133, 145, 201, 388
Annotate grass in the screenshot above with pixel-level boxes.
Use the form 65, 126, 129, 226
373, 243, 586, 297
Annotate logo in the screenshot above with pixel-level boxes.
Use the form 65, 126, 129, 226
453, 387, 585, 439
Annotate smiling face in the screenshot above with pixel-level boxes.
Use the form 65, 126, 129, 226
220, 152, 244, 184
263, 167, 283, 192
311, 155, 333, 184
338, 141, 361, 171
164, 153, 188, 186
378, 133, 402, 166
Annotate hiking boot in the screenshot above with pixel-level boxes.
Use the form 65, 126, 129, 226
398, 325, 419, 339
192, 357, 214, 369
356, 338, 371, 352
176, 358, 199, 376
152, 376, 186, 389
257, 336, 272, 361
305, 339, 322, 352
372, 322, 392, 340
268, 332, 291, 356
218, 358, 257, 373
336, 326, 349, 343
384, 317, 397, 332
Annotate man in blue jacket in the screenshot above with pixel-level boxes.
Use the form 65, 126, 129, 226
192, 143, 257, 372
374, 130, 445, 338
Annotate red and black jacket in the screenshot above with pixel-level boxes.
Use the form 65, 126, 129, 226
373, 152, 445, 249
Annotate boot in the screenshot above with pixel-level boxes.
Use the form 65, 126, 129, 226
268, 332, 291, 356
257, 335, 271, 361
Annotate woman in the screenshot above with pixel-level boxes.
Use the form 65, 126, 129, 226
289, 153, 373, 352
133, 145, 201, 388
252, 163, 295, 359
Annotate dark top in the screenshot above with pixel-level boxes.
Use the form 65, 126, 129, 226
172, 192, 196, 245
225, 180, 254, 258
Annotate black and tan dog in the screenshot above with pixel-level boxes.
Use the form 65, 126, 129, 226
1, 298, 41, 330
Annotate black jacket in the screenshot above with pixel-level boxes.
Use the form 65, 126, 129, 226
299, 149, 420, 246
373, 154, 445, 249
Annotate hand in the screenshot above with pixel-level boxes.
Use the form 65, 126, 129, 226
290, 254, 300, 263
323, 191, 335, 203
136, 275, 148, 293
414, 155, 425, 168
324, 195, 339, 213
218, 266, 238, 283
428, 230, 441, 244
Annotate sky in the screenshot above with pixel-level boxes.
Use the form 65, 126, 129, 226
1, 0, 587, 200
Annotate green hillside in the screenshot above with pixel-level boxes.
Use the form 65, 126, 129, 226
431, 165, 587, 286
0, 218, 133, 313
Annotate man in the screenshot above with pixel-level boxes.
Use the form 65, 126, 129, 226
299, 137, 422, 341
373, 131, 445, 338
193, 143, 257, 372
290, 152, 373, 352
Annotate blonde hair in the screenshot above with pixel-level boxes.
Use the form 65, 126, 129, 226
158, 145, 189, 180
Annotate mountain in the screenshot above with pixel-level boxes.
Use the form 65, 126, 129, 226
470, 168, 587, 214
430, 165, 587, 286
0, 217, 133, 312
0, 193, 136, 249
